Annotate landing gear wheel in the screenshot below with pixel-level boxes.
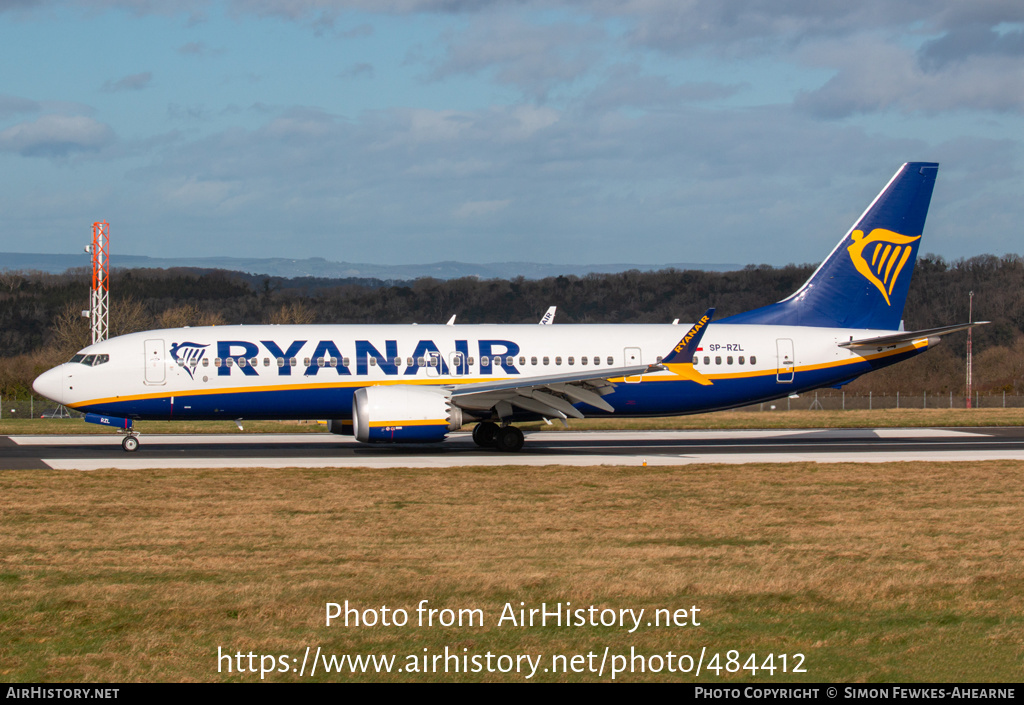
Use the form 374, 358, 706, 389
472, 422, 499, 448
494, 425, 524, 453
122, 436, 139, 452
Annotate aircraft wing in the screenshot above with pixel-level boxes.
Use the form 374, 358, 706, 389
838, 321, 988, 350
447, 308, 715, 421
447, 363, 659, 418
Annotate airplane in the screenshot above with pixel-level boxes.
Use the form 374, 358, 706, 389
32, 162, 984, 453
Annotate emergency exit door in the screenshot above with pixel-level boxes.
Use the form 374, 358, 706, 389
776, 338, 795, 383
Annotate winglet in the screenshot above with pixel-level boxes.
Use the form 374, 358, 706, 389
659, 308, 715, 385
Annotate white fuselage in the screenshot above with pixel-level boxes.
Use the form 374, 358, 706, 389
33, 322, 928, 421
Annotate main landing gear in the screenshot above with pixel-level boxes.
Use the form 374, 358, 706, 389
472, 421, 524, 452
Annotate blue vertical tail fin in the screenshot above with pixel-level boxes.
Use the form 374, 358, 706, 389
719, 162, 938, 330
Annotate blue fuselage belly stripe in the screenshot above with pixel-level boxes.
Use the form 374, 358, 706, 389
79, 347, 923, 421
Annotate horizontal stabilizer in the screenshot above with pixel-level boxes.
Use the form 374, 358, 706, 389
838, 322, 988, 350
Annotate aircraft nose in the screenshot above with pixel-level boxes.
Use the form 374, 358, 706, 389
32, 366, 63, 405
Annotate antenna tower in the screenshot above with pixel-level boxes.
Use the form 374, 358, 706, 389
90, 221, 109, 344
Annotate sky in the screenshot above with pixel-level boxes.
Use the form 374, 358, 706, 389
0, 0, 1022, 268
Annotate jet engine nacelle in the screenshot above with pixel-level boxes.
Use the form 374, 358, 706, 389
352, 386, 462, 444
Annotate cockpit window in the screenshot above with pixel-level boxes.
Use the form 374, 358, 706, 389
71, 353, 110, 367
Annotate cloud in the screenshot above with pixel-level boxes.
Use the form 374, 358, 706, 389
0, 114, 115, 158
178, 41, 224, 57
583, 64, 746, 113
795, 38, 1024, 117
101, 72, 153, 92
429, 15, 604, 99
123, 97, 943, 264
0, 94, 41, 119
918, 23, 1024, 71
339, 62, 374, 79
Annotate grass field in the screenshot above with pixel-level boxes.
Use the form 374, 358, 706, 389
1, 461, 1022, 682
3, 407, 1024, 437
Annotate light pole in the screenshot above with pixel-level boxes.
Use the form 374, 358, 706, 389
966, 291, 973, 409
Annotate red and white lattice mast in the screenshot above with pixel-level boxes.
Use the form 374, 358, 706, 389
88, 221, 109, 344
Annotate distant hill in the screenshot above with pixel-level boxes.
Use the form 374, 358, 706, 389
0, 253, 739, 280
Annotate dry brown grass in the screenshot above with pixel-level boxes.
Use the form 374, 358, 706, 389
1, 461, 1022, 682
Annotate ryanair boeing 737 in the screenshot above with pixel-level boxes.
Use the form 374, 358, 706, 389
33, 162, 982, 452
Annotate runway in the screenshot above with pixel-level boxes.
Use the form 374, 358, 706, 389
4, 427, 1024, 470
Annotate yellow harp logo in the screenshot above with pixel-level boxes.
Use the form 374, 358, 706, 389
847, 228, 921, 306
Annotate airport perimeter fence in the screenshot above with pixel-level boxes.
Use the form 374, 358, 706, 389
0, 395, 83, 420
3, 392, 1024, 422
737, 390, 1024, 412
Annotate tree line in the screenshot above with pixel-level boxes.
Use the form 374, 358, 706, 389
1, 254, 1021, 397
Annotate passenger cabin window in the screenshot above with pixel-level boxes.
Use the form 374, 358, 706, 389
276, 358, 285, 367
750, 355, 757, 365
555, 356, 562, 366
543, 356, 550, 365
715, 356, 721, 365
727, 356, 733, 365
581, 356, 588, 365
531, 357, 538, 365
607, 356, 614, 365
739, 356, 745, 365
704, 356, 710, 365
568, 357, 575, 366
